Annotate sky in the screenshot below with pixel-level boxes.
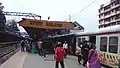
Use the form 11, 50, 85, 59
1, 0, 110, 32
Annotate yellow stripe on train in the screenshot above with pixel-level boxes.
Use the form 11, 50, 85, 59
98, 52, 118, 68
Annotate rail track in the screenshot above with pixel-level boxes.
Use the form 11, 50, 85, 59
0, 41, 20, 65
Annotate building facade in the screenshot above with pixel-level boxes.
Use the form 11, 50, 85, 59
98, 0, 120, 29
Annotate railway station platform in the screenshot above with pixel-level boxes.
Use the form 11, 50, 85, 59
0, 51, 107, 68
0, 51, 27, 68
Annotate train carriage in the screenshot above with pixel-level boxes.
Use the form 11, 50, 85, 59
75, 25, 120, 68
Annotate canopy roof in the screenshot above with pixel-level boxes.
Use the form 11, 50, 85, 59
19, 18, 74, 30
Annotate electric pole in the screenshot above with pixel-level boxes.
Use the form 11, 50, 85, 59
69, 15, 71, 22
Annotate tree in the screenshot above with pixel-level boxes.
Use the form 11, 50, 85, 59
0, 2, 4, 10
5, 19, 19, 32
0, 2, 6, 31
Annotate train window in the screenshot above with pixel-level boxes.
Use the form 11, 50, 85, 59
78, 38, 81, 45
107, 55, 109, 58
109, 36, 118, 53
82, 38, 85, 42
100, 37, 107, 52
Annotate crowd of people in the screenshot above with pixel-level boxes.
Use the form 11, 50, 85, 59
20, 39, 101, 68
54, 40, 101, 68
75, 41, 101, 68
20, 39, 47, 57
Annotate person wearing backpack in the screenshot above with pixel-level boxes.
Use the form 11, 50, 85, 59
55, 42, 66, 68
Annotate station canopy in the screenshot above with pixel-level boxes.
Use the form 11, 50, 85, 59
19, 18, 74, 39
19, 18, 74, 29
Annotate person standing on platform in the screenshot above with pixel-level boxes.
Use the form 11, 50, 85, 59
87, 43, 101, 68
21, 40, 25, 52
26, 40, 31, 52
82, 41, 90, 67
55, 42, 66, 68
63, 41, 68, 58
69, 46, 73, 54
41, 41, 46, 57
54, 41, 58, 59
75, 46, 82, 64
38, 39, 43, 56
32, 41, 37, 53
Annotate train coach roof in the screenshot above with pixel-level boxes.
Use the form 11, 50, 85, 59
75, 25, 120, 36
75, 31, 96, 36
96, 25, 120, 33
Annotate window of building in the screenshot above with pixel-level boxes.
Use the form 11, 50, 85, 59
117, 21, 120, 24
112, 22, 117, 25
99, 26, 101, 28
115, 1, 119, 5
109, 36, 118, 53
104, 11, 111, 16
99, 20, 104, 24
100, 37, 107, 52
99, 10, 101, 13
104, 5, 111, 10
111, 10, 114, 13
104, 25, 107, 27
108, 24, 110, 26
105, 18, 110, 22
99, 25, 104, 28
110, 3, 113, 7
115, 15, 119, 20
109, 23, 112, 26
99, 15, 101, 18
99, 20, 101, 24
111, 17, 114, 20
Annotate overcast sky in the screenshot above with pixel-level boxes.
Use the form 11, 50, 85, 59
1, 0, 110, 32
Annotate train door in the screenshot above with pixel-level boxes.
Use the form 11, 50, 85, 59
97, 34, 119, 67
96, 35, 108, 66
107, 34, 119, 68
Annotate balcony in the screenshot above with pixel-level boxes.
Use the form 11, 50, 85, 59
99, 4, 120, 15
99, 10, 105, 14
99, 22, 105, 25
99, 11, 120, 20
100, 18, 120, 26
104, 21, 111, 24
99, 16, 105, 20
111, 18, 120, 23
104, 4, 120, 13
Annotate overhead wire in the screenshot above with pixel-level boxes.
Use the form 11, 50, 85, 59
65, 0, 97, 21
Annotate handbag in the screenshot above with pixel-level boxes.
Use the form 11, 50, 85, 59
75, 50, 80, 55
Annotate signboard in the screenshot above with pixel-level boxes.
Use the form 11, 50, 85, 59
19, 19, 74, 29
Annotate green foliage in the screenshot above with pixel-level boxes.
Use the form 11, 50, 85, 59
0, 2, 4, 10
5, 19, 19, 32
0, 2, 5, 31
